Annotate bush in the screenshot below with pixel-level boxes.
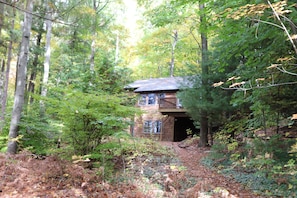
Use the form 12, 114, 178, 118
253, 135, 295, 162
18, 103, 61, 155
49, 89, 138, 155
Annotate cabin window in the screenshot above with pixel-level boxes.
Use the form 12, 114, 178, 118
139, 94, 146, 105
158, 93, 165, 105
144, 121, 153, 133
153, 120, 162, 133
144, 120, 162, 133
148, 94, 156, 105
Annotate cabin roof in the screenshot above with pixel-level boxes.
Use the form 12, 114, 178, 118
125, 77, 185, 92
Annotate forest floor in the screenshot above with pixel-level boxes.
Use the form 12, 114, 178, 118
0, 139, 264, 198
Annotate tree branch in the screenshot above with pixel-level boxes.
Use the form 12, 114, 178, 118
267, 0, 297, 55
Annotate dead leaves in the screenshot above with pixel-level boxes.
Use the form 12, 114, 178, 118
160, 141, 259, 197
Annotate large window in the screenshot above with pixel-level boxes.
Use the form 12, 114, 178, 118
144, 120, 162, 134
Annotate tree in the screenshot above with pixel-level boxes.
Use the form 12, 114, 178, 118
133, 0, 201, 78
212, 0, 297, 131
40, 0, 53, 116
48, 89, 137, 155
198, 2, 209, 147
26, 3, 45, 105
7, 0, 34, 154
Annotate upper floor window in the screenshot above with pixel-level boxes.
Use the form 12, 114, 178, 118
159, 93, 165, 99
148, 94, 156, 105
138, 93, 159, 106
139, 94, 146, 105
158, 93, 165, 106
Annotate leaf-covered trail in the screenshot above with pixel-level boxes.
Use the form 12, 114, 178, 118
160, 141, 263, 198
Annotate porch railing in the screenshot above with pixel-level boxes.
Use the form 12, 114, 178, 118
159, 97, 182, 109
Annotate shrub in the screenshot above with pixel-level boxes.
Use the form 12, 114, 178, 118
49, 90, 138, 155
18, 103, 60, 155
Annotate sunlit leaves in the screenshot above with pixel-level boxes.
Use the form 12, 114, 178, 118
224, 1, 290, 20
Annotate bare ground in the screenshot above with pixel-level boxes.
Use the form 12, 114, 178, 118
0, 140, 264, 198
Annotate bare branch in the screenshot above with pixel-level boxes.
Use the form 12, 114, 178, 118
219, 81, 297, 91
267, 0, 297, 55
249, 18, 284, 30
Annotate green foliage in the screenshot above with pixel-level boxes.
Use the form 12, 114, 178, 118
215, 114, 250, 143
47, 89, 138, 155
207, 128, 297, 196
18, 103, 61, 155
178, 74, 233, 129
252, 135, 295, 162
0, 136, 8, 153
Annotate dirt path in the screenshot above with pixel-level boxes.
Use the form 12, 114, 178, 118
0, 142, 265, 198
160, 141, 263, 198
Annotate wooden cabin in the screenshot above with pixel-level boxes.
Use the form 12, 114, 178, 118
125, 77, 198, 142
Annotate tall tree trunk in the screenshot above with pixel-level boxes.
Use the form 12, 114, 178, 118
1, 5, 15, 129
89, 0, 98, 72
0, 2, 4, 38
170, 30, 178, 77
40, 3, 52, 116
199, 3, 209, 147
0, 1, 5, 129
27, 24, 42, 105
7, 0, 33, 154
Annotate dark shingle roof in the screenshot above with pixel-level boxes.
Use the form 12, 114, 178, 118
125, 77, 186, 93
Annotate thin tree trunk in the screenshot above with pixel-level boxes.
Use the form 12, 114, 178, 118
40, 3, 52, 116
7, 0, 33, 154
0, 59, 5, 127
262, 108, 267, 135
0, 1, 5, 129
0, 2, 4, 37
90, 40, 95, 72
199, 3, 209, 147
115, 32, 119, 64
26, 24, 42, 105
170, 30, 178, 77
89, 0, 97, 72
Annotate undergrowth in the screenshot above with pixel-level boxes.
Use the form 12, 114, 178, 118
202, 118, 297, 197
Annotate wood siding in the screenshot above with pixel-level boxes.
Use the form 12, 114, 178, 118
131, 92, 184, 141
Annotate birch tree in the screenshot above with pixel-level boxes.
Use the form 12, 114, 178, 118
7, 0, 33, 154
40, 1, 53, 116
0, 2, 5, 127
169, 30, 178, 77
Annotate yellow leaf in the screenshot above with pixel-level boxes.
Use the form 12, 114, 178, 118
213, 81, 224, 87
291, 114, 297, 120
